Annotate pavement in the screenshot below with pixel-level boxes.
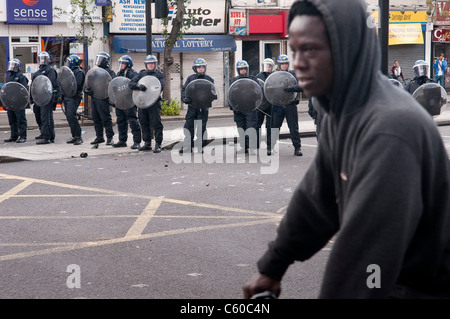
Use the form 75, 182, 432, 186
1, 100, 450, 162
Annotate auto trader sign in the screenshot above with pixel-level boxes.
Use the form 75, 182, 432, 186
110, 0, 225, 34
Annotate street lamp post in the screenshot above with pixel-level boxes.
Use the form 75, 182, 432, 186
379, 0, 389, 75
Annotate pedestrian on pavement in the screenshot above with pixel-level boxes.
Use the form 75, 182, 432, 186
229, 60, 259, 155
391, 60, 404, 83
255, 58, 275, 155
271, 54, 303, 156
433, 53, 447, 88
30, 51, 62, 145
405, 60, 434, 95
83, 52, 116, 146
243, 0, 450, 299
180, 58, 217, 154
112, 55, 142, 150
129, 54, 165, 153
3, 58, 28, 143
63, 54, 85, 145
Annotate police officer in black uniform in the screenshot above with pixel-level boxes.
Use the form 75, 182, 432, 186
255, 58, 275, 155
405, 60, 434, 95
229, 60, 259, 154
63, 54, 85, 145
31, 51, 62, 145
180, 58, 217, 153
112, 55, 142, 150
271, 54, 302, 156
84, 52, 116, 145
129, 54, 165, 153
4, 58, 28, 143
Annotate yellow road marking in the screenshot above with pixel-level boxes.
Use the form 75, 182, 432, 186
125, 198, 163, 238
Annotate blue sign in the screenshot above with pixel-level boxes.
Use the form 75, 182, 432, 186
113, 35, 237, 53
6, 0, 53, 25
95, 0, 112, 6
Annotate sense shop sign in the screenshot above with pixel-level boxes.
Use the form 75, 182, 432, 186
6, 0, 53, 25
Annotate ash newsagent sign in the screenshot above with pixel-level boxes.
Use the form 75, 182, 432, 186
110, 0, 225, 34
6, 0, 53, 25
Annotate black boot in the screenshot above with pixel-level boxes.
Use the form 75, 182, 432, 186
16, 137, 27, 143
91, 137, 105, 144
73, 137, 83, 145
294, 147, 303, 156
153, 144, 162, 153
4, 137, 17, 142
112, 141, 127, 148
67, 137, 77, 144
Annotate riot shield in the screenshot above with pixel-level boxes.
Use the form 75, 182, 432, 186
264, 71, 297, 106
185, 79, 216, 109
0, 82, 29, 110
389, 78, 403, 89
412, 83, 447, 116
108, 76, 134, 110
31, 75, 53, 106
257, 78, 271, 111
84, 67, 112, 100
58, 66, 77, 97
132, 75, 162, 109
228, 78, 263, 113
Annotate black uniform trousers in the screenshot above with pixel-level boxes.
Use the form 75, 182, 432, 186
39, 102, 55, 141
138, 101, 163, 145
63, 96, 82, 138
271, 104, 301, 149
115, 106, 141, 143
33, 104, 41, 130
7, 108, 27, 139
256, 105, 273, 150
233, 109, 258, 150
183, 106, 209, 149
91, 97, 114, 139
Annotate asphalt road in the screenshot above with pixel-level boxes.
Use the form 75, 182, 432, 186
0, 133, 330, 299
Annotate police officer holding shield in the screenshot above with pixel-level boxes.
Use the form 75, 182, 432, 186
31, 51, 62, 145
83, 52, 116, 145
4, 59, 28, 143
405, 60, 434, 95
229, 60, 259, 154
256, 58, 275, 155
112, 55, 142, 150
271, 54, 303, 156
179, 58, 217, 153
63, 54, 85, 145
129, 54, 165, 153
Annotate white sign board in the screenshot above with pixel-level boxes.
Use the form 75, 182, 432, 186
110, 0, 226, 34
229, 9, 247, 35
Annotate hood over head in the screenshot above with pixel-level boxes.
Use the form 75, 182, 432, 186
300, 0, 381, 118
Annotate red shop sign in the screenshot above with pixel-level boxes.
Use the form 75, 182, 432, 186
433, 28, 450, 42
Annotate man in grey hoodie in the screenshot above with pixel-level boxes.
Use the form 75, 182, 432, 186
243, 0, 450, 299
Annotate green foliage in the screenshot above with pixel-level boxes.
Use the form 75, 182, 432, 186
161, 98, 181, 116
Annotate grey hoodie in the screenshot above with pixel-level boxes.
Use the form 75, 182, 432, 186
257, 0, 450, 298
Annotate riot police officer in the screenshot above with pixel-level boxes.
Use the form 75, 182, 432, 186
84, 52, 116, 145
63, 54, 85, 145
180, 58, 217, 153
31, 51, 62, 145
112, 55, 142, 150
229, 60, 259, 154
129, 54, 165, 153
4, 58, 28, 143
271, 54, 302, 156
405, 60, 434, 95
255, 58, 275, 155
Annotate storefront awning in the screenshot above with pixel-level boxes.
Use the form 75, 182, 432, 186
112, 35, 236, 53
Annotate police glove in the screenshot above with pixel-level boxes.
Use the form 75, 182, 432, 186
138, 84, 147, 91
284, 86, 295, 92
182, 97, 192, 104
83, 86, 94, 96
212, 94, 218, 100
108, 99, 116, 107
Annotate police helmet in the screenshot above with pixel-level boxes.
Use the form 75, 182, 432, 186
413, 60, 429, 78
65, 54, 82, 68
262, 58, 275, 72
118, 55, 133, 69
277, 54, 289, 65
38, 51, 50, 66
95, 52, 111, 68
193, 58, 207, 74
7, 59, 21, 72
